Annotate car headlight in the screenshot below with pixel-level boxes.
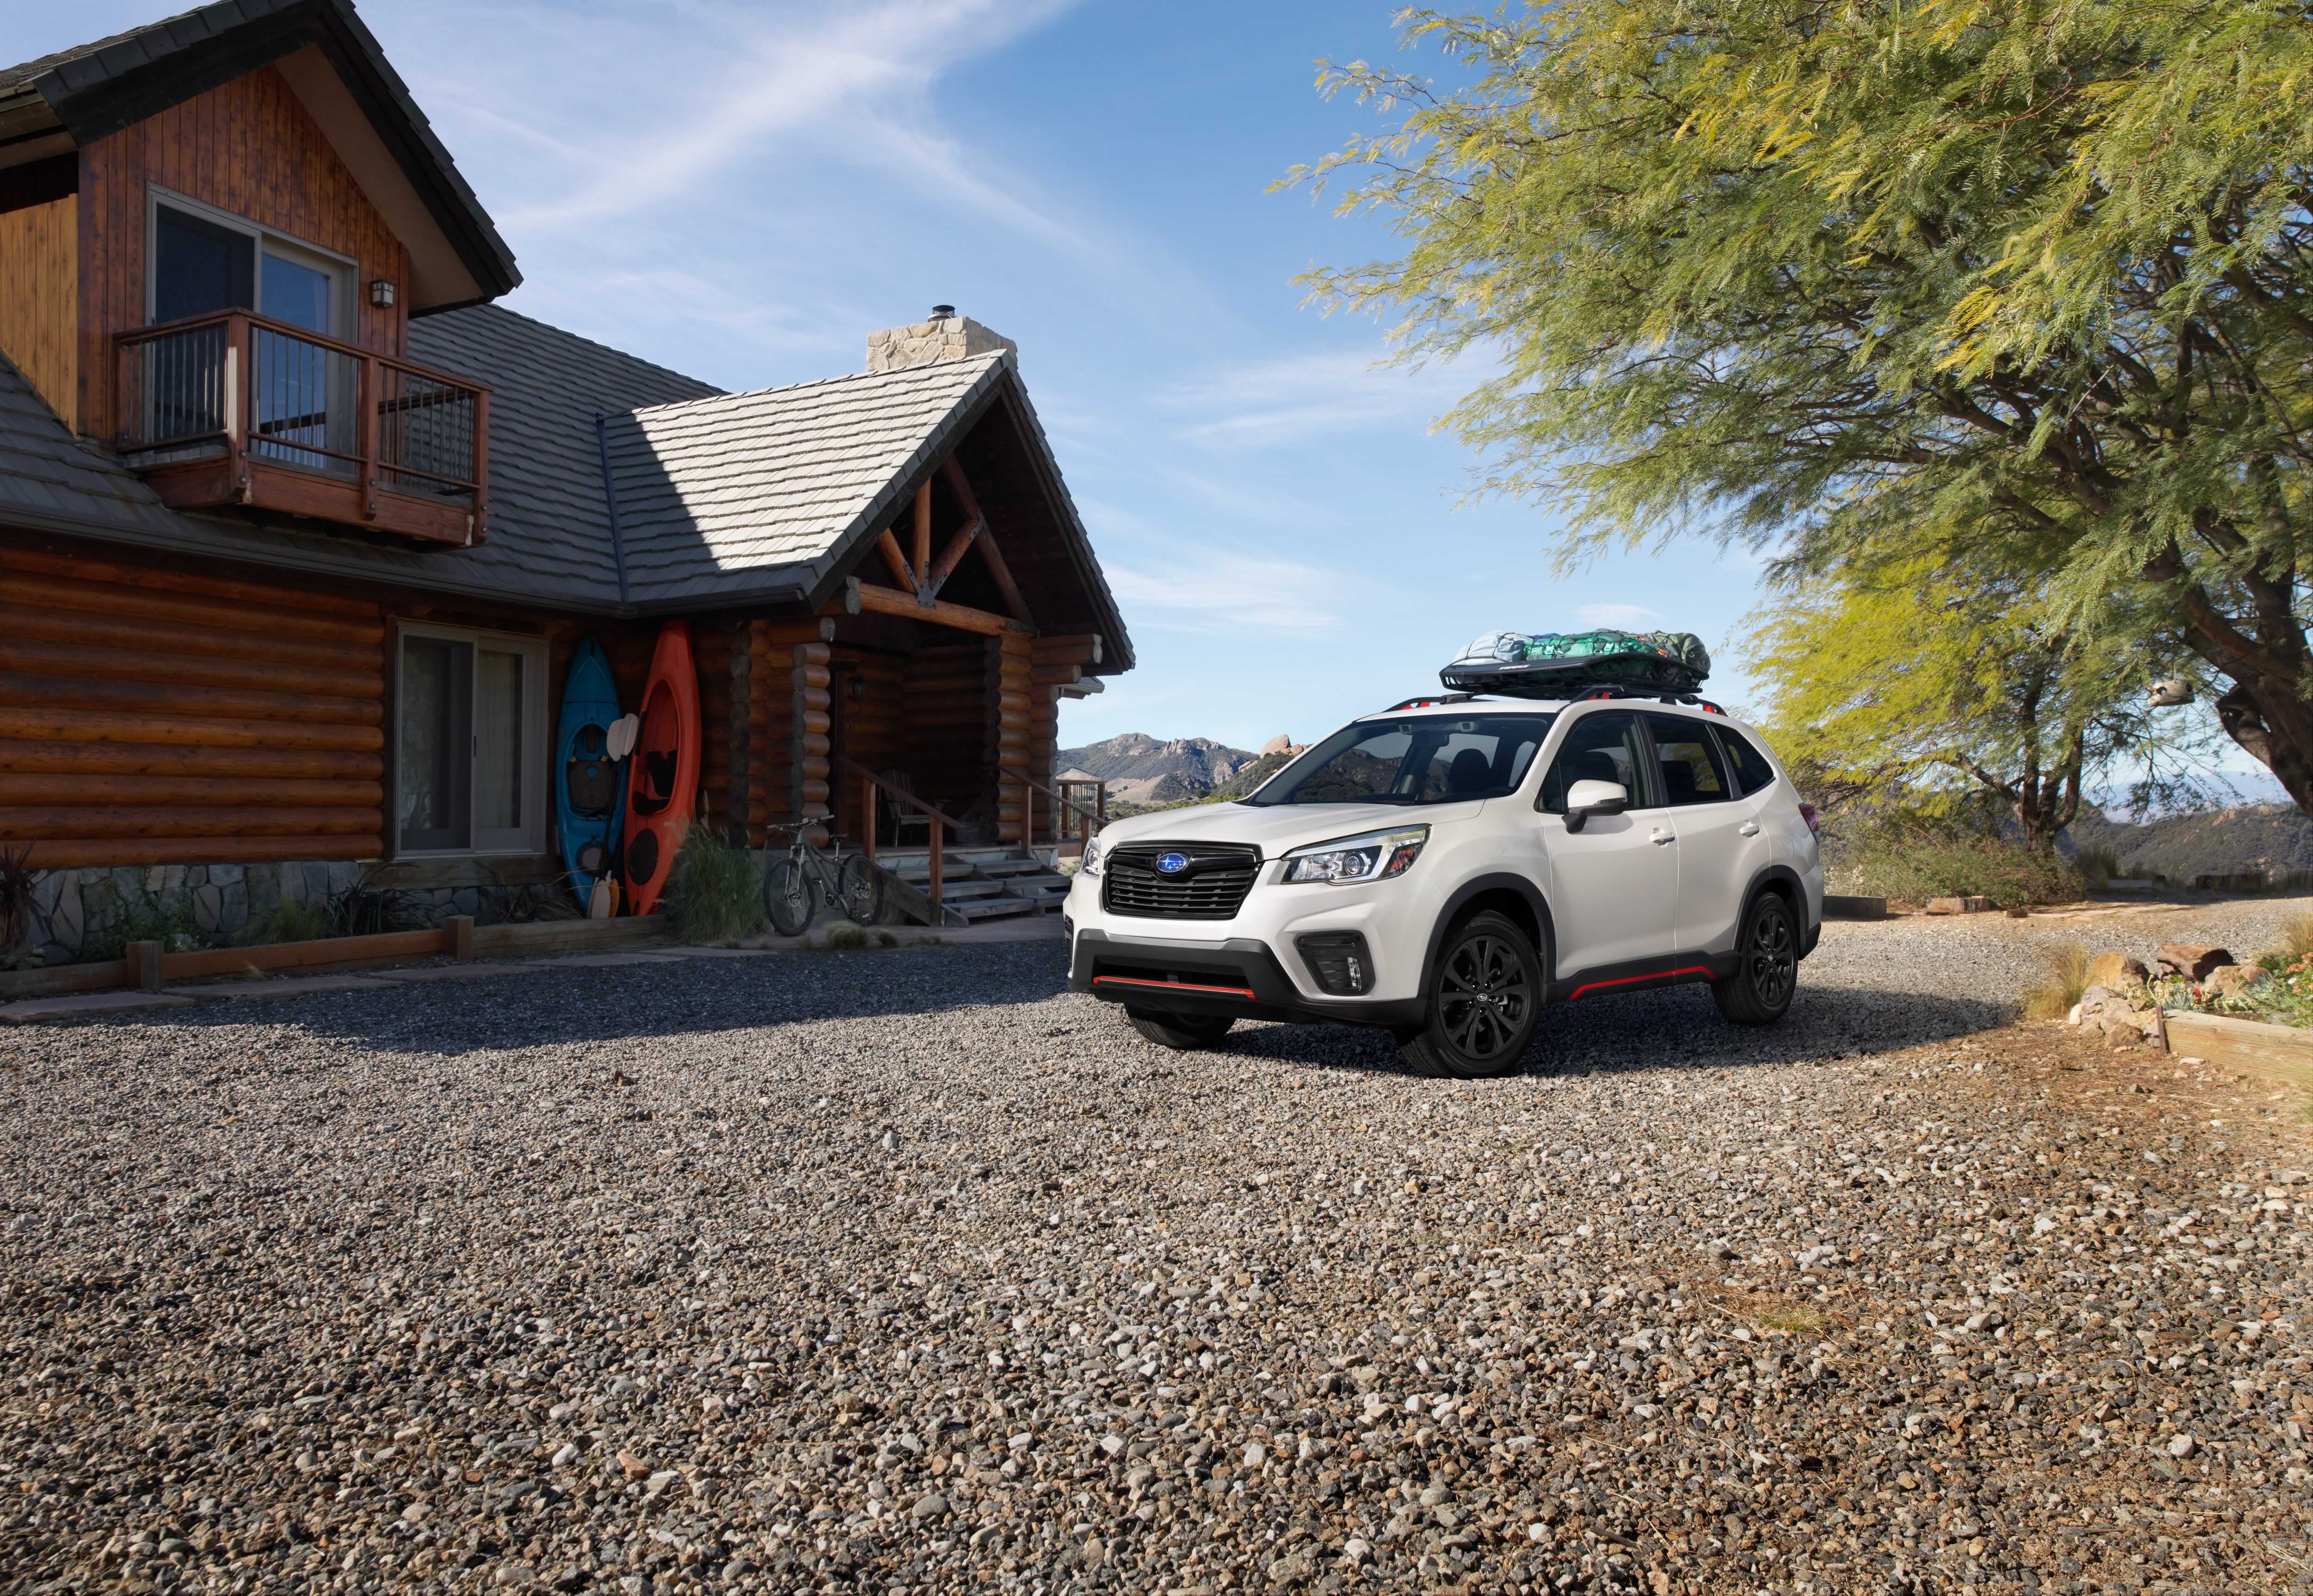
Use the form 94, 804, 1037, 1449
1282, 825, 1428, 885
1081, 837, 1105, 877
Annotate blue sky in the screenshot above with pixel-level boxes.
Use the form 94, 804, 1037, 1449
28, 0, 2268, 794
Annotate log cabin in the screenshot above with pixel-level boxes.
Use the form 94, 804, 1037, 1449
0, 0, 1132, 959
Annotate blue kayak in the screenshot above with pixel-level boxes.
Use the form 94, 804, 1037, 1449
556, 636, 624, 900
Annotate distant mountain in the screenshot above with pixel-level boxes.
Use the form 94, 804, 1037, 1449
2063, 803, 2313, 880
1057, 734, 1261, 808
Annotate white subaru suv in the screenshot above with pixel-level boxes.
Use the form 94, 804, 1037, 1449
1064, 693, 1823, 1077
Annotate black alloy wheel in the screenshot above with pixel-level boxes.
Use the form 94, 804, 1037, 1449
1398, 910, 1542, 1079
1126, 1008, 1236, 1050
1712, 891, 1798, 1024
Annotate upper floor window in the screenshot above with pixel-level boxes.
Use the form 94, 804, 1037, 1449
148, 189, 353, 340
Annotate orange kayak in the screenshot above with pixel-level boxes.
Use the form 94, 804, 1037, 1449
620, 621, 700, 916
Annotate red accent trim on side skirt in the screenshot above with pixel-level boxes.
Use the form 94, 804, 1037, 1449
1094, 975, 1260, 1001
1565, 965, 1715, 1002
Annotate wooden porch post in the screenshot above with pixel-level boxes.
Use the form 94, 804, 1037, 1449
793, 640, 832, 844
996, 630, 1033, 853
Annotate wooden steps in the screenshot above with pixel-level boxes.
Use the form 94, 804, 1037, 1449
866, 848, 1072, 928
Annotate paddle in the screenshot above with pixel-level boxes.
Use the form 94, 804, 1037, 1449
606, 713, 640, 763
596, 713, 642, 916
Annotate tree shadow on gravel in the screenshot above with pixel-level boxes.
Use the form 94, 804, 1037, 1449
97, 940, 1076, 1056
1218, 979, 2011, 1080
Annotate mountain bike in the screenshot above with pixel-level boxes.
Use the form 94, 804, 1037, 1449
763, 827, 883, 936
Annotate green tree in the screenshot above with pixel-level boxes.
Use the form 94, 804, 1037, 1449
1738, 555, 2205, 847
1287, 0, 2313, 809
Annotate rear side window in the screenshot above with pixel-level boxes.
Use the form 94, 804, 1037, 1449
1644, 714, 1732, 805
1715, 725, 1779, 796
1537, 711, 1649, 812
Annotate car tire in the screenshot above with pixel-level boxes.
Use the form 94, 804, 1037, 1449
1126, 1008, 1236, 1050
1397, 909, 1543, 1079
1713, 891, 1799, 1024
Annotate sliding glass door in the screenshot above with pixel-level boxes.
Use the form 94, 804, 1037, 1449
397, 629, 546, 856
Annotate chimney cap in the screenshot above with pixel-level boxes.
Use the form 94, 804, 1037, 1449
930, 303, 956, 319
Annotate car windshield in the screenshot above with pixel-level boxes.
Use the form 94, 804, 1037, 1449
1244, 713, 1557, 806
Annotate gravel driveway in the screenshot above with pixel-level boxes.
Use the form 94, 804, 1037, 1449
2, 910, 2308, 1596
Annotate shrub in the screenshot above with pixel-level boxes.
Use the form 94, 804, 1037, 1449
1841, 810, 2083, 908
243, 897, 330, 946
84, 878, 211, 959
2071, 844, 2123, 888
2020, 941, 2091, 1021
664, 825, 764, 943
0, 844, 35, 968
2252, 913, 2313, 976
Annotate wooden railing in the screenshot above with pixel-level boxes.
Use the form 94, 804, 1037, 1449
844, 757, 966, 912
112, 309, 489, 546
998, 764, 1107, 854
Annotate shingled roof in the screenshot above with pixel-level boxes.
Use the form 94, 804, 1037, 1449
606, 355, 1008, 608
0, 306, 1133, 665
406, 305, 724, 606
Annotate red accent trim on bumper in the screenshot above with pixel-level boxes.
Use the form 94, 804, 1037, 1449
1094, 975, 1259, 1001
1566, 965, 1714, 1001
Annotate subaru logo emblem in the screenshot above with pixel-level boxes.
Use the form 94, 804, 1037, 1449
1155, 852, 1189, 874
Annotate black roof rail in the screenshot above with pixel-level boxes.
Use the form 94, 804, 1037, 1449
1386, 693, 1478, 711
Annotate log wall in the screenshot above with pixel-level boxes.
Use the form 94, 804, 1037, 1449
829, 645, 907, 846
745, 622, 791, 845
994, 630, 1033, 849
793, 640, 832, 843
695, 623, 734, 836
0, 542, 386, 867
0, 193, 78, 428
904, 641, 994, 828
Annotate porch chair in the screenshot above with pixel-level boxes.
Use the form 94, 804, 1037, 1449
878, 769, 934, 848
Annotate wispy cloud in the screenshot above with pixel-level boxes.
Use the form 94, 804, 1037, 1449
1576, 602, 1663, 629
478, 0, 1076, 235
1104, 546, 1351, 635
1159, 350, 1482, 450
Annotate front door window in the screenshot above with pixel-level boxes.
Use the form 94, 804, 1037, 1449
1538, 710, 1678, 973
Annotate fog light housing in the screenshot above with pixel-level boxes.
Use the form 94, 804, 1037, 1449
1296, 931, 1373, 996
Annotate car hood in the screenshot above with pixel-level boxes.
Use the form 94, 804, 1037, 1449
1095, 799, 1486, 855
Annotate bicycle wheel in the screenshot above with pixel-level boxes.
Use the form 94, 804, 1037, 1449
838, 853, 884, 925
764, 856, 815, 936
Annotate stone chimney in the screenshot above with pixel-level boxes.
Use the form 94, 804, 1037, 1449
866, 305, 1017, 373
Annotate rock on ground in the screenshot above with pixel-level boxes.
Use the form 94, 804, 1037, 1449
0, 916, 2308, 1595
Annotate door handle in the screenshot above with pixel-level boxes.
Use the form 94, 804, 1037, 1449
1738, 821, 1761, 837
1649, 828, 1675, 846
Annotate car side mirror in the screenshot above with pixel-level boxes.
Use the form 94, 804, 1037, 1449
1562, 778, 1629, 833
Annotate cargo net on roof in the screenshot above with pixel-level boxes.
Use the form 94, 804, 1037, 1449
1439, 629, 1711, 698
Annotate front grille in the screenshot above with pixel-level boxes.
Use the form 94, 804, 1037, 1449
1102, 842, 1260, 920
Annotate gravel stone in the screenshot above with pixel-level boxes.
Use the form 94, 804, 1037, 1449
1, 906, 2309, 1594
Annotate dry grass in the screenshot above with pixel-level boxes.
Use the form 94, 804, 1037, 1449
2020, 940, 2092, 1020
2276, 911, 2313, 966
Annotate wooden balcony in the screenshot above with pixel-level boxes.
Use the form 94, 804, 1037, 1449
112, 311, 489, 547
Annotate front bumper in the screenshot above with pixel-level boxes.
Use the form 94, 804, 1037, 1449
1067, 928, 1426, 1028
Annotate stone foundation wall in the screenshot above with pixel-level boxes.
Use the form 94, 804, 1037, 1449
23, 861, 498, 966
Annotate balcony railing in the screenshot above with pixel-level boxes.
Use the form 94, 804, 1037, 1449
113, 311, 489, 547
